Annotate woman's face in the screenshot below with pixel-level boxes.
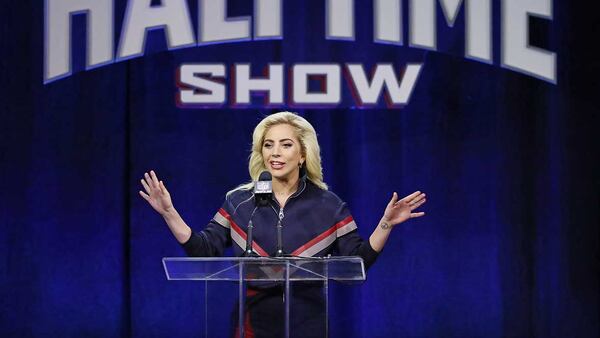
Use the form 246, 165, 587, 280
262, 123, 305, 182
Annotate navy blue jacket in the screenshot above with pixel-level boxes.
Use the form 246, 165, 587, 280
182, 178, 379, 268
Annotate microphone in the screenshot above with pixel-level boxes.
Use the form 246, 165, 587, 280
254, 171, 284, 257
245, 171, 272, 256
253, 171, 272, 206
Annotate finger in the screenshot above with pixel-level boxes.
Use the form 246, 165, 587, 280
150, 170, 160, 189
388, 192, 398, 207
410, 193, 426, 204
401, 191, 421, 202
141, 178, 152, 194
410, 212, 425, 218
139, 190, 150, 201
409, 194, 426, 207
410, 198, 426, 210
144, 172, 154, 190
159, 180, 167, 194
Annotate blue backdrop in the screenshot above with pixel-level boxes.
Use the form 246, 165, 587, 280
1, 1, 598, 337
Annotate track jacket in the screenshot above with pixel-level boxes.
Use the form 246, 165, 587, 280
182, 177, 379, 268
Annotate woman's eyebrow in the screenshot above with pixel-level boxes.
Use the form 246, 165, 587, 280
263, 138, 295, 143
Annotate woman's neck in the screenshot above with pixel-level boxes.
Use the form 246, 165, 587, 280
272, 174, 300, 197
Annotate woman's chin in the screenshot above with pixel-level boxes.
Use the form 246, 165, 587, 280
263, 166, 299, 181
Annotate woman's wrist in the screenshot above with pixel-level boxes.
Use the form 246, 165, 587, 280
161, 206, 178, 219
379, 217, 394, 230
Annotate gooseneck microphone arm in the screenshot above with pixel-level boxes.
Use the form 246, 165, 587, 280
245, 171, 273, 257
244, 206, 259, 256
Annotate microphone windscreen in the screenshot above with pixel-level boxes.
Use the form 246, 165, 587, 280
258, 171, 272, 181
255, 171, 272, 195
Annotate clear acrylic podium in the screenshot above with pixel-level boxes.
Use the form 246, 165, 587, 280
163, 256, 365, 338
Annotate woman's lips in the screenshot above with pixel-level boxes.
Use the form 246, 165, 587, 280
270, 161, 285, 169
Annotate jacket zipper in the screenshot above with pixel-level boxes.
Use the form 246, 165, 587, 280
270, 181, 307, 255
278, 208, 284, 226
270, 179, 307, 223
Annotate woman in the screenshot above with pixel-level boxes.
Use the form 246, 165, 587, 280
140, 112, 426, 336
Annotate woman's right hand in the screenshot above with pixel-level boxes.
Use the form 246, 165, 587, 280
139, 170, 174, 216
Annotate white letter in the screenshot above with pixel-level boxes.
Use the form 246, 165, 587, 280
346, 63, 422, 106
234, 64, 284, 105
45, 0, 113, 83
409, 0, 436, 49
326, 0, 354, 40
466, 0, 492, 62
502, 0, 556, 83
293, 64, 341, 105
409, 0, 492, 63
178, 64, 226, 105
199, 0, 251, 43
374, 0, 402, 45
118, 0, 195, 59
255, 0, 282, 39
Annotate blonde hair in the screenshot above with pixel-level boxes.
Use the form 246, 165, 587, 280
228, 112, 328, 195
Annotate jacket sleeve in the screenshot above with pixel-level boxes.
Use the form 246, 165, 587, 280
334, 202, 380, 269
181, 200, 233, 257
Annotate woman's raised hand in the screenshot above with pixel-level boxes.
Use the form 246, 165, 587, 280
369, 190, 427, 252
139, 170, 174, 216
381, 191, 426, 228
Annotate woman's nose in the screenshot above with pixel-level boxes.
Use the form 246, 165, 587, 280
271, 145, 281, 157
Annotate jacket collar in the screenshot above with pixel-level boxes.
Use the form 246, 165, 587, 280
290, 176, 307, 199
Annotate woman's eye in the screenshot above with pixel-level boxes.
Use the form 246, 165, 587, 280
263, 143, 272, 148
283, 143, 292, 148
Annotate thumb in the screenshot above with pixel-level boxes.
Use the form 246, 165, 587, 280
388, 192, 398, 206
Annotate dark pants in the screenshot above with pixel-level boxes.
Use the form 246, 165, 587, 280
233, 283, 326, 338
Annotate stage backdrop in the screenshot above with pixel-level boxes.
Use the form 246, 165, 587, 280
1, 1, 598, 337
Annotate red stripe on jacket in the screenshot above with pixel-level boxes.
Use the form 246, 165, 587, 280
291, 216, 354, 256
219, 208, 270, 257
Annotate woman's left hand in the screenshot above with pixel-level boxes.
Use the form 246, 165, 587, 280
382, 191, 426, 227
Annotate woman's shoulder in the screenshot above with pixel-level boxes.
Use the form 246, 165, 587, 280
224, 186, 254, 207
305, 180, 345, 205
